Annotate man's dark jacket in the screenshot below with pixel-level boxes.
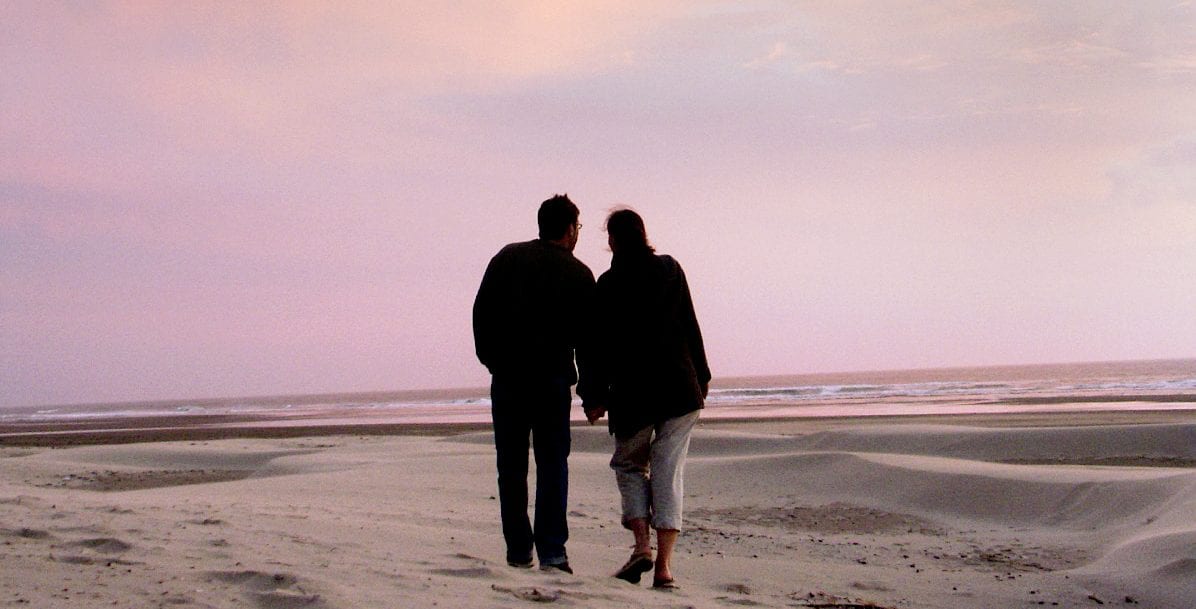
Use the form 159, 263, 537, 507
593, 250, 710, 438
473, 239, 597, 400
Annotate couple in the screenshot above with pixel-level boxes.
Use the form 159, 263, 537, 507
472, 194, 710, 589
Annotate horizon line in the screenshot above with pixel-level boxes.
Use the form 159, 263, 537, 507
5, 355, 1195, 412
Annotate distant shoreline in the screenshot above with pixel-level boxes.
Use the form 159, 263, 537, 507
989, 393, 1196, 404
8, 357, 1194, 413
5, 403, 1196, 448
5, 358, 1195, 447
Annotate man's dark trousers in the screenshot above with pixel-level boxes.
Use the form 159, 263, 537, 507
490, 375, 571, 566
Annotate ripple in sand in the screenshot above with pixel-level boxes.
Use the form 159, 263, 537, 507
690, 502, 942, 535
40, 469, 254, 492
1158, 557, 1196, 578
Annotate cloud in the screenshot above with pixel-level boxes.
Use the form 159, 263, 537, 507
1012, 37, 1130, 70
1108, 135, 1196, 206
2, 1, 711, 219
4, 2, 1196, 405
1140, 54, 1196, 75
25, 2, 666, 91
743, 42, 789, 69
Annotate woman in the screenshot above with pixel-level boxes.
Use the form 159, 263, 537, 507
586, 208, 710, 590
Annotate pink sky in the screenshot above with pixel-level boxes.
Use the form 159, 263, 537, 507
3, 2, 1195, 407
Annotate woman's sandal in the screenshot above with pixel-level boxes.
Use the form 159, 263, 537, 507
614, 551, 654, 584
653, 577, 679, 590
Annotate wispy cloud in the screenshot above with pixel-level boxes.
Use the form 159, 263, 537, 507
1109, 135, 1196, 207
1140, 54, 1196, 74
743, 42, 790, 70
1013, 38, 1130, 69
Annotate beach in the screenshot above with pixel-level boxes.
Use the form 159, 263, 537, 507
4, 410, 1196, 609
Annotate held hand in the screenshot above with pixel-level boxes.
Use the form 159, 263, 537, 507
584, 406, 606, 425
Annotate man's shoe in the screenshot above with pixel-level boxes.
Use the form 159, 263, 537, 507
539, 561, 573, 575
614, 550, 654, 584
507, 558, 534, 569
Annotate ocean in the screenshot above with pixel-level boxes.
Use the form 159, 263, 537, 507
3, 359, 1195, 431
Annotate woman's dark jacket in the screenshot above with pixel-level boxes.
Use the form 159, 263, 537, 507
593, 250, 710, 438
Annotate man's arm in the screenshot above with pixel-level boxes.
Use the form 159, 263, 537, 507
472, 255, 504, 372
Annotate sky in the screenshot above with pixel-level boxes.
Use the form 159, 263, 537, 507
2, 1, 1195, 408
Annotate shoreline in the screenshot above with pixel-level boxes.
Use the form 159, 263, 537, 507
4, 406, 1196, 448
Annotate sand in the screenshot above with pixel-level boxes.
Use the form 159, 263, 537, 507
3, 412, 1196, 608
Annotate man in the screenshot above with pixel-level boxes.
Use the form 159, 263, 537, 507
472, 194, 597, 573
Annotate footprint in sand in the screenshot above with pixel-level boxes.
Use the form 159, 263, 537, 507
70, 537, 134, 554
204, 570, 331, 609
850, 580, 893, 592
0, 495, 52, 508
430, 554, 503, 579
0, 527, 53, 540
52, 537, 136, 566
54, 555, 98, 565
490, 584, 562, 603
716, 583, 767, 607
719, 598, 764, 607
431, 566, 496, 578
254, 589, 332, 609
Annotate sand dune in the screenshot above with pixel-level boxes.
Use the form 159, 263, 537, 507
2, 418, 1195, 608
787, 423, 1196, 465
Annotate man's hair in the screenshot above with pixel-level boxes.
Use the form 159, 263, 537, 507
605, 208, 654, 253
538, 194, 579, 240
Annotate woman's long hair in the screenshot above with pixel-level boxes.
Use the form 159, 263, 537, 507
605, 208, 655, 254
